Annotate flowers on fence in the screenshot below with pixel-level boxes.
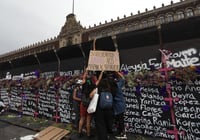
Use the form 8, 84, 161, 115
125, 66, 200, 87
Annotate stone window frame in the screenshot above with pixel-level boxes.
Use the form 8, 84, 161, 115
158, 15, 165, 24
148, 18, 156, 26
166, 13, 174, 23
126, 22, 134, 30
142, 20, 148, 28
196, 5, 200, 15
176, 10, 185, 20
101, 30, 107, 36
133, 22, 140, 30
113, 25, 122, 34
185, 7, 194, 18
185, 8, 194, 18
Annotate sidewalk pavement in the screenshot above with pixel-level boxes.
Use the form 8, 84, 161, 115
0, 112, 163, 140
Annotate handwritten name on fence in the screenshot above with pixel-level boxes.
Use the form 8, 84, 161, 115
1, 79, 200, 139
123, 79, 200, 139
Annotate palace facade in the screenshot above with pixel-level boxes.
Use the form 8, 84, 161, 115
0, 0, 200, 77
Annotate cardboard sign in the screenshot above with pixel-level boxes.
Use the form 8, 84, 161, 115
34, 126, 70, 140
87, 50, 120, 71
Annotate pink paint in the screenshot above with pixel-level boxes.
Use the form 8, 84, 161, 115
167, 127, 185, 140
53, 114, 60, 123
34, 112, 39, 118
164, 97, 179, 107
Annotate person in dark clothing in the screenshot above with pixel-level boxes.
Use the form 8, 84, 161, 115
72, 80, 82, 129
90, 72, 115, 140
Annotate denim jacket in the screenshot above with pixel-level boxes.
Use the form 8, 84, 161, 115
113, 78, 126, 115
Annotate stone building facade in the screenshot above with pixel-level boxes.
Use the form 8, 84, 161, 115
0, 0, 200, 74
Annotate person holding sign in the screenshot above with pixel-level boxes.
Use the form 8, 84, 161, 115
91, 71, 116, 140
113, 71, 127, 140
78, 69, 98, 139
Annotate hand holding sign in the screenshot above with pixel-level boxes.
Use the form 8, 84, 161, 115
87, 50, 120, 71
87, 38, 120, 71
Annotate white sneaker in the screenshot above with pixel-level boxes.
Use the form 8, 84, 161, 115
115, 134, 127, 140
0, 109, 4, 114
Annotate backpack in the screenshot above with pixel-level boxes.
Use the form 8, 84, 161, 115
99, 91, 113, 109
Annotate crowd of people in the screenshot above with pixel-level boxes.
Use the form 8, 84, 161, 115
72, 69, 127, 140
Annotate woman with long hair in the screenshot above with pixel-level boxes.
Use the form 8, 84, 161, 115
78, 70, 103, 138
90, 72, 116, 140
